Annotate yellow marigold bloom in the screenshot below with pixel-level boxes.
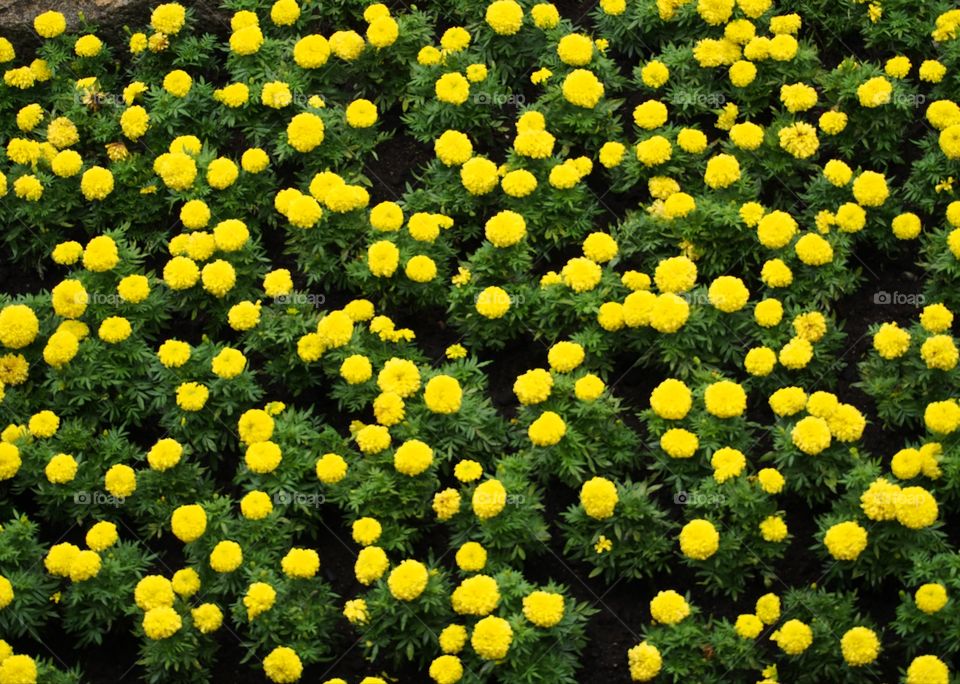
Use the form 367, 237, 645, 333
548, 341, 584, 373
343, 598, 368, 626
824, 521, 868, 560
270, 0, 300, 25
641, 60, 669, 88
424, 375, 462, 413
83, 520, 118, 553
485, 210, 526, 247
496, 170, 535, 200
852, 170, 889, 207
895, 486, 939, 529
858, 76, 892, 107
192, 603, 222, 633
921, 335, 958, 370
735, 614, 763, 639
528, 410, 566, 446
393, 439, 433, 476
873, 322, 911, 359
263, 646, 302, 684
0, 305, 40, 350
650, 589, 689, 624
915, 583, 949, 614
679, 519, 719, 560
435, 72, 470, 105
162, 70, 192, 98
486, 0, 524, 34
920, 303, 953, 332
14, 175, 43, 201
315, 453, 347, 484
791, 416, 831, 455
575, 374, 605, 401
102, 463, 135, 498
778, 121, 819, 159
215, 82, 249, 107
461, 156, 499, 194
660, 428, 698, 458
531, 2, 559, 28
98, 316, 131, 344
345, 99, 377, 128
143, 606, 182, 640
45, 453, 77, 484
772, 619, 813, 655
209, 540, 242, 573
920, 60, 947, 83
170, 504, 206, 543
366, 15, 398, 48
745, 347, 776, 376
75, 34, 103, 57
326, 30, 363, 61
230, 25, 264, 55
387, 559, 428, 601
780, 82, 818, 112
628, 641, 662, 681
35, 10, 67, 38
0, 442, 21, 479
472, 615, 513, 660
562, 69, 605, 108
281, 547, 319, 578
756, 592, 780, 624
522, 590, 565, 627
367, 240, 399, 277
636, 135, 672, 166
712, 447, 746, 482
649, 378, 692, 420
151, 3, 186, 34
452, 574, 500, 615
557, 33, 593, 67
580, 477, 618, 519
708, 276, 749, 312
906, 655, 950, 684
704, 381, 746, 418
476, 286, 511, 318
729, 59, 757, 87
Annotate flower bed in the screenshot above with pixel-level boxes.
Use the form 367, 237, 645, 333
0, 0, 959, 683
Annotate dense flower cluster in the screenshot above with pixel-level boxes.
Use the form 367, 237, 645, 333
0, 1, 958, 683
